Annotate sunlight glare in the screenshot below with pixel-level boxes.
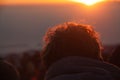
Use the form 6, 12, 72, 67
71, 0, 105, 6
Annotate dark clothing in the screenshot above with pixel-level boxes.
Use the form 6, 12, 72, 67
0, 60, 19, 80
109, 45, 120, 67
45, 57, 120, 80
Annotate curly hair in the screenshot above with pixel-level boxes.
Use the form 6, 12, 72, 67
41, 22, 103, 69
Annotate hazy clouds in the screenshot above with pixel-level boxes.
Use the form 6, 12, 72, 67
0, 2, 120, 53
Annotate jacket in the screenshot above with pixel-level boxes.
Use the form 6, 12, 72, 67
45, 56, 120, 80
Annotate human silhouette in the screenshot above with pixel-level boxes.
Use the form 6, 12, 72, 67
41, 22, 120, 80
109, 45, 120, 67
0, 60, 19, 80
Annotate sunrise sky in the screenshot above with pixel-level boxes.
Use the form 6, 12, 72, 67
1, 0, 69, 5
1, 0, 120, 5
0, 0, 120, 53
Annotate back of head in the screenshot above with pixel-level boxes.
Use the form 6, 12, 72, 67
42, 22, 103, 69
0, 60, 19, 80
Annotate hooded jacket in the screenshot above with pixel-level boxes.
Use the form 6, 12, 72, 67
45, 57, 120, 80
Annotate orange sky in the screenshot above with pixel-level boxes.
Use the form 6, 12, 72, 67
1, 0, 70, 5
1, 0, 120, 5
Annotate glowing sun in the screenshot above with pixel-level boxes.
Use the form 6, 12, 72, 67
71, 0, 105, 6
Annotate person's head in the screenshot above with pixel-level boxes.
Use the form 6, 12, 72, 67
41, 22, 103, 69
0, 60, 19, 80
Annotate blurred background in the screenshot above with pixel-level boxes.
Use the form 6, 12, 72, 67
0, 0, 120, 56
0, 0, 120, 80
